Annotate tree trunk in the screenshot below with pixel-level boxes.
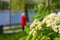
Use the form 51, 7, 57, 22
25, 4, 29, 22
47, 0, 51, 14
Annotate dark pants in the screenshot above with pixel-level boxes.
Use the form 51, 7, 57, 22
22, 26, 24, 31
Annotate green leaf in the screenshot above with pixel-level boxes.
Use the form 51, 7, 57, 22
54, 37, 60, 40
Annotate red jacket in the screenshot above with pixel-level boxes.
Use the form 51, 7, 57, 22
21, 15, 26, 26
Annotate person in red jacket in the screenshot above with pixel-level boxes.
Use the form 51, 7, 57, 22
21, 13, 26, 31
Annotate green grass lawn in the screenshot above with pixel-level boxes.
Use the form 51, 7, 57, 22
0, 26, 30, 40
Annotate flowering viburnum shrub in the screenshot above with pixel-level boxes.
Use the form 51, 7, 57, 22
29, 19, 42, 36
42, 12, 60, 33
29, 12, 60, 36
30, 19, 41, 30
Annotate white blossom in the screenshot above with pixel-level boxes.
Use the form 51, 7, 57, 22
35, 24, 42, 30
30, 19, 40, 30
46, 20, 53, 27
33, 30, 37, 36
57, 12, 60, 15
29, 29, 35, 35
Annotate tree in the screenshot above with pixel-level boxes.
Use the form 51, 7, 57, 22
10, 0, 37, 22
52, 0, 60, 10
0, 1, 9, 10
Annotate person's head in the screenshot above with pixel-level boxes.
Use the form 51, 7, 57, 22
22, 12, 25, 16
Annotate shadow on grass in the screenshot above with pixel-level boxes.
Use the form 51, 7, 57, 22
0, 31, 28, 40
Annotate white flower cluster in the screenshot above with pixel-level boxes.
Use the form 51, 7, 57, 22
29, 12, 60, 36
29, 19, 42, 36
30, 19, 41, 30
29, 28, 37, 36
42, 12, 60, 33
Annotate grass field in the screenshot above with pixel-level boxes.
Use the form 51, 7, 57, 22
0, 26, 30, 40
